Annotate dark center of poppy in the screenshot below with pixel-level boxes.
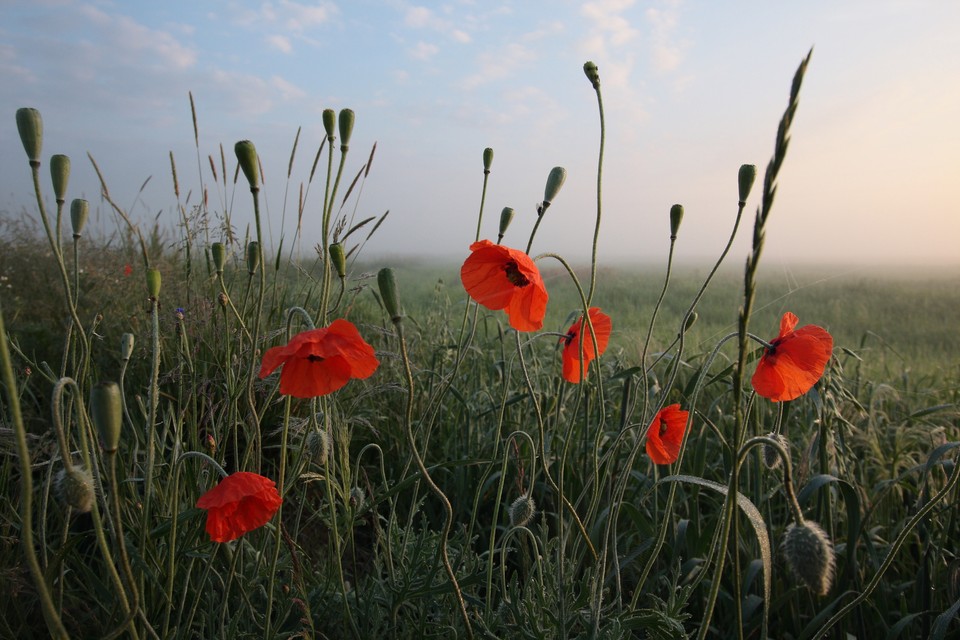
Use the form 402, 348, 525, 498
563, 330, 576, 347
503, 260, 530, 287
307, 355, 325, 363
659, 419, 668, 437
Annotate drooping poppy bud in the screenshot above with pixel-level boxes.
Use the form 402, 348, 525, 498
90, 381, 123, 453
50, 154, 70, 203
377, 267, 402, 324
349, 487, 365, 509
211, 242, 226, 274
338, 109, 354, 151
70, 199, 89, 239
762, 432, 790, 470
246, 241, 260, 275
329, 243, 347, 278
782, 520, 835, 596
669, 204, 684, 239
54, 467, 95, 513
305, 428, 330, 466
483, 147, 494, 174
680, 311, 698, 336
508, 495, 536, 528
234, 140, 260, 191
542, 166, 567, 210
583, 61, 600, 89
146, 268, 162, 298
738, 164, 757, 204
322, 109, 336, 141
16, 107, 43, 164
120, 333, 135, 361
498, 207, 515, 240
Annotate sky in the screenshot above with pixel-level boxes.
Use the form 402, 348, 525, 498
2, 0, 959, 268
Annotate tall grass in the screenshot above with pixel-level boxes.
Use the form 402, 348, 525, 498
1, 52, 958, 640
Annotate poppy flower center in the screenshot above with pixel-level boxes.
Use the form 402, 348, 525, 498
659, 419, 668, 437
503, 261, 530, 287
563, 330, 576, 347
307, 355, 326, 363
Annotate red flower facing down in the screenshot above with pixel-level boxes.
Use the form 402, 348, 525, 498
561, 307, 612, 383
751, 312, 833, 402
460, 240, 548, 332
646, 404, 689, 465
259, 319, 379, 399
196, 472, 282, 543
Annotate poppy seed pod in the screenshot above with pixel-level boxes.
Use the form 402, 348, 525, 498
246, 241, 261, 275
338, 109, 354, 151
669, 204, 684, 239
498, 207, 515, 239
146, 268, 162, 298
738, 164, 757, 204
16, 107, 43, 164
543, 166, 567, 209
583, 61, 600, 89
90, 381, 123, 453
508, 495, 536, 528
70, 199, 89, 239
211, 242, 226, 274
483, 147, 494, 174
377, 267, 402, 324
234, 140, 260, 191
120, 333, 135, 361
322, 109, 336, 140
782, 520, 835, 596
55, 467, 95, 513
329, 243, 347, 278
50, 154, 70, 202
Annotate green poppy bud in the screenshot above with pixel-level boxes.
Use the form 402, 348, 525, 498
211, 242, 226, 274
120, 333, 135, 361
329, 242, 347, 278
90, 381, 123, 453
50, 154, 70, 203
483, 147, 494, 174
322, 109, 336, 140
349, 486, 365, 510
305, 428, 330, 466
762, 432, 789, 470
246, 241, 261, 275
682, 311, 698, 334
54, 467, 95, 513
583, 61, 600, 89
377, 267, 402, 324
782, 520, 835, 596
738, 164, 757, 204
543, 166, 567, 209
498, 207, 515, 240
70, 199, 89, 239
146, 268, 161, 298
234, 140, 260, 191
338, 108, 354, 151
669, 204, 684, 239
508, 495, 536, 528
16, 107, 43, 164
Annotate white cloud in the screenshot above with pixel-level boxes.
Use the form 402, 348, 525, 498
267, 34, 294, 53
271, 75, 306, 100
460, 43, 534, 90
646, 2, 684, 73
405, 6, 433, 28
78, 4, 197, 69
410, 41, 439, 60
278, 0, 337, 32
581, 0, 639, 46
451, 29, 472, 44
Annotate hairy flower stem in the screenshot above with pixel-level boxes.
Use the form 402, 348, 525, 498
139, 294, 161, 590
245, 184, 266, 470
585, 70, 605, 307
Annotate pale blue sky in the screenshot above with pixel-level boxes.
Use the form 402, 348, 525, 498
2, 0, 959, 266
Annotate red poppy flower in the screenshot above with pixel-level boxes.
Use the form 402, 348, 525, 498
123, 264, 133, 277
258, 319, 379, 398
751, 312, 833, 402
196, 472, 283, 543
646, 404, 689, 465
460, 240, 548, 332
560, 307, 612, 383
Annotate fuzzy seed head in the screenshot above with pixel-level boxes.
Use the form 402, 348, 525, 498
55, 467, 95, 513
783, 520, 835, 596
508, 495, 536, 528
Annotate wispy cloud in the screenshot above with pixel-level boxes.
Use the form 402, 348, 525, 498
267, 34, 294, 54
410, 41, 439, 60
577, 0, 639, 89
79, 4, 197, 69
646, 1, 685, 73
460, 43, 535, 90
271, 75, 306, 100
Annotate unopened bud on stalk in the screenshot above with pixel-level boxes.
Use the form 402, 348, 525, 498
669, 204, 684, 239
329, 243, 347, 278
783, 520, 835, 596
349, 487, 365, 509
498, 207, 515, 239
90, 381, 123, 453
508, 495, 536, 528
305, 428, 330, 466
217, 292, 228, 308
738, 164, 757, 204
246, 241, 260, 275
542, 166, 567, 211
583, 61, 600, 89
234, 140, 260, 191
338, 109, 354, 151
322, 109, 336, 140
146, 268, 161, 298
763, 432, 790, 470
120, 333, 135, 361
50, 154, 70, 202
70, 199, 89, 239
377, 267, 402, 324
682, 311, 698, 335
16, 107, 43, 164
483, 147, 494, 174
211, 242, 226, 274
55, 467, 95, 513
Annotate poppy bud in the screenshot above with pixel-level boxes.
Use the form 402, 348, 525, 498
508, 495, 536, 528
762, 432, 790, 470
205, 433, 216, 454
542, 166, 567, 209
217, 292, 228, 308
498, 207, 515, 240
16, 107, 43, 164
669, 204, 684, 239
483, 147, 494, 174
120, 333, 135, 361
211, 242, 226, 274
305, 428, 330, 466
50, 154, 70, 203
377, 267, 402, 324
349, 487, 365, 509
329, 243, 347, 278
54, 467, 95, 513
146, 268, 162, 298
322, 109, 336, 140
782, 520, 835, 596
246, 241, 260, 275
90, 381, 123, 453
738, 164, 757, 204
583, 61, 600, 89
70, 199, 89, 239
338, 109, 354, 151
234, 140, 260, 191
681, 311, 698, 335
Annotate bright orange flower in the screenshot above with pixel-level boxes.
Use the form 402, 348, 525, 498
560, 307, 612, 383
646, 404, 689, 465
751, 312, 833, 402
460, 240, 548, 332
258, 319, 379, 398
196, 472, 282, 543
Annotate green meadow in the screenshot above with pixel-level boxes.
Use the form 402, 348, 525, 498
2, 55, 958, 639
